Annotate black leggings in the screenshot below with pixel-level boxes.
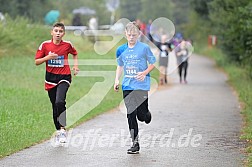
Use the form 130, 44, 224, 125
48, 82, 69, 130
123, 90, 149, 141
178, 61, 188, 80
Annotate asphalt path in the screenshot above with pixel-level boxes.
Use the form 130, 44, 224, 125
0, 54, 246, 167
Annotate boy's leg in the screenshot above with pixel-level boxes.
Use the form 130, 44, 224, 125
55, 82, 69, 143
48, 87, 60, 130
127, 111, 138, 141
124, 90, 150, 154
55, 82, 70, 128
123, 90, 139, 141
135, 91, 151, 124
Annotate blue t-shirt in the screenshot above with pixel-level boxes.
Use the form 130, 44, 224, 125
116, 41, 156, 91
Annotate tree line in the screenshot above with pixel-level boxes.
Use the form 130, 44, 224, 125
0, 0, 186, 26
190, 0, 252, 77
0, 0, 250, 76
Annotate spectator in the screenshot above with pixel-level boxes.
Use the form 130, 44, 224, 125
88, 16, 98, 42
72, 14, 82, 26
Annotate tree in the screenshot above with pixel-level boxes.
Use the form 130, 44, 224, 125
119, 0, 142, 21
138, 0, 173, 22
190, 0, 213, 20
0, 0, 51, 22
209, 0, 251, 63
190, 0, 252, 72
171, 0, 190, 25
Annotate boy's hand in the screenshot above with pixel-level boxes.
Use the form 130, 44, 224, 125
136, 71, 146, 81
72, 66, 79, 76
47, 52, 58, 60
114, 80, 120, 92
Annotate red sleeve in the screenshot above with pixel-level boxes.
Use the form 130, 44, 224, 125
69, 43, 78, 56
35, 43, 45, 59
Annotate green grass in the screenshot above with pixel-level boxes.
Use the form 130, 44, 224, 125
194, 42, 252, 166
0, 49, 122, 158
0, 19, 159, 158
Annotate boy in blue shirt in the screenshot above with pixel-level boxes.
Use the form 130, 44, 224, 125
114, 21, 156, 154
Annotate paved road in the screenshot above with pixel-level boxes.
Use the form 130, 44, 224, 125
0, 54, 245, 167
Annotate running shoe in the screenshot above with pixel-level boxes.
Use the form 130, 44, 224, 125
127, 142, 140, 154
54, 130, 61, 146
59, 129, 67, 143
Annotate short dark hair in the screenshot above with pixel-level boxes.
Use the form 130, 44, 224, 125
52, 22, 65, 31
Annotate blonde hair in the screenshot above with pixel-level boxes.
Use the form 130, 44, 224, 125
125, 21, 140, 33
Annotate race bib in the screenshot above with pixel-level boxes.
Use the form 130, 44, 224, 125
48, 55, 64, 67
125, 66, 139, 78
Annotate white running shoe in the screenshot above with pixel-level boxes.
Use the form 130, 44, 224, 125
59, 129, 67, 143
53, 130, 61, 146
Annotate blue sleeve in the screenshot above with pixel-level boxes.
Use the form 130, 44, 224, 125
116, 45, 126, 66
116, 47, 121, 58
145, 45, 156, 64
116, 55, 124, 66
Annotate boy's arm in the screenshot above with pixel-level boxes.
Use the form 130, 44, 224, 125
72, 54, 79, 76
35, 52, 58, 65
138, 46, 156, 81
114, 65, 123, 91
136, 64, 155, 81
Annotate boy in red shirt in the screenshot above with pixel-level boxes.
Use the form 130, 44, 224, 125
35, 22, 79, 144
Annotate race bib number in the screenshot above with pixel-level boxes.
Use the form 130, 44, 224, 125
125, 66, 138, 78
48, 55, 64, 67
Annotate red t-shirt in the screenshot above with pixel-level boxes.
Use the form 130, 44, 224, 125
35, 40, 78, 90
35, 39, 78, 75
